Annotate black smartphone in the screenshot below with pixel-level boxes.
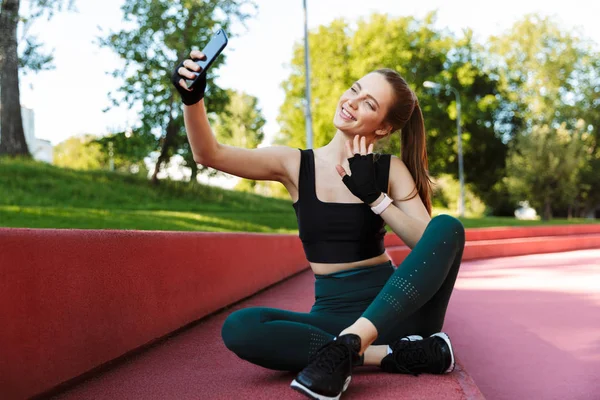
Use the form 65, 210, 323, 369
186, 29, 229, 88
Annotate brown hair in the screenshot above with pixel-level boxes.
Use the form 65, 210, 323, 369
374, 68, 432, 215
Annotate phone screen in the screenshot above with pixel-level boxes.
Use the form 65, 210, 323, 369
187, 29, 228, 88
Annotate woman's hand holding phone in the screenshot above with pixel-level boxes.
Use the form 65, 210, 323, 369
171, 50, 207, 106
171, 30, 228, 106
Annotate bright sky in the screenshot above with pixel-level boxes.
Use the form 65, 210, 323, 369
19, 0, 600, 147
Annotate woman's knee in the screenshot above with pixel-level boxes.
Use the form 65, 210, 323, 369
221, 308, 262, 355
429, 214, 465, 238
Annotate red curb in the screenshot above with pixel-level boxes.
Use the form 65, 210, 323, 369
384, 223, 600, 247
386, 234, 600, 264
453, 359, 486, 400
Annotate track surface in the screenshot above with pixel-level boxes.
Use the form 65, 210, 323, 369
52, 249, 600, 400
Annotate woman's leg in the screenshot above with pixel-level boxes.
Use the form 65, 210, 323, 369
291, 215, 465, 398
221, 307, 355, 372
363, 345, 389, 366
342, 214, 465, 347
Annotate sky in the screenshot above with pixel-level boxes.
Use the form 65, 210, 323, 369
18, 0, 600, 149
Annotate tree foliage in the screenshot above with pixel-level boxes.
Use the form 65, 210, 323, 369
211, 89, 266, 192
53, 134, 106, 170
99, 0, 254, 183
491, 15, 600, 217
94, 128, 156, 175
212, 89, 265, 149
506, 123, 590, 219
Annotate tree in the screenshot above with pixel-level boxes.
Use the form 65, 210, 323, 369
207, 89, 265, 191
569, 48, 600, 217
99, 0, 254, 184
93, 128, 156, 174
0, 0, 74, 156
54, 134, 106, 170
491, 14, 600, 217
426, 30, 510, 206
490, 15, 587, 130
506, 123, 589, 220
212, 90, 265, 148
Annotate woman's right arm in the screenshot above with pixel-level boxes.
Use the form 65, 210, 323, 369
175, 50, 298, 184
183, 100, 297, 183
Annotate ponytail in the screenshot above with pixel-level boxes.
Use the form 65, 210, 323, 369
400, 102, 432, 215
374, 69, 433, 215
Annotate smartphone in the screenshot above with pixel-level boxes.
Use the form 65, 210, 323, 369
186, 29, 229, 88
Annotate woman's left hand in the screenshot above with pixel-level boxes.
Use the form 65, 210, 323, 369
335, 135, 382, 205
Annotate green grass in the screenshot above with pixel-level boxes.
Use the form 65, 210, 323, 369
0, 158, 298, 233
457, 215, 596, 229
0, 157, 597, 232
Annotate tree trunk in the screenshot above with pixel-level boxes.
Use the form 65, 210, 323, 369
151, 120, 178, 184
543, 198, 552, 220
151, 99, 178, 184
0, 0, 30, 157
189, 159, 198, 183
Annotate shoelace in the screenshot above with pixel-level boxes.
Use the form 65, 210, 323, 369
393, 338, 443, 375
310, 342, 351, 375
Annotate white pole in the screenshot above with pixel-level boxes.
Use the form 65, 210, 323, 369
451, 87, 466, 218
303, 0, 313, 149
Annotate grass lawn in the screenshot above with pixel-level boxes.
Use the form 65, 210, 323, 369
1, 158, 597, 233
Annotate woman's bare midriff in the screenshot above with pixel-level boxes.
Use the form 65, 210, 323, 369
309, 251, 393, 275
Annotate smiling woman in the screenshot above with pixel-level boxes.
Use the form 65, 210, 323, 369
171, 50, 465, 400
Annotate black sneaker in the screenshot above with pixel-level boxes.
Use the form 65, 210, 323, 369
380, 332, 455, 375
290, 334, 361, 400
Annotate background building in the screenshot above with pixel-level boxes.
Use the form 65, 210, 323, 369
0, 105, 54, 163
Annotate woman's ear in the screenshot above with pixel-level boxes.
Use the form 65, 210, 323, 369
375, 125, 392, 138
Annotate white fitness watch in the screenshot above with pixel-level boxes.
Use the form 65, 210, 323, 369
370, 193, 393, 215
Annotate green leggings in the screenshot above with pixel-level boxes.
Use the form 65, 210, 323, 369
221, 214, 465, 371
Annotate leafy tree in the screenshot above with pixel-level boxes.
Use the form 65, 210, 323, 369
54, 134, 106, 170
0, 0, 74, 156
212, 90, 265, 151
431, 174, 486, 217
94, 128, 156, 175
490, 15, 586, 130
210, 89, 265, 191
568, 48, 600, 216
99, 0, 254, 184
491, 14, 600, 217
506, 123, 589, 220
426, 31, 510, 206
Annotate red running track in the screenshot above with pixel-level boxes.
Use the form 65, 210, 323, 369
444, 248, 600, 400
50, 250, 599, 400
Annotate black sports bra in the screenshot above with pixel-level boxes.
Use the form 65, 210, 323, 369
292, 149, 391, 263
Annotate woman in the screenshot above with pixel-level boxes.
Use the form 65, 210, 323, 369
172, 50, 465, 400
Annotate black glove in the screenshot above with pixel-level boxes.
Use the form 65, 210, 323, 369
342, 153, 382, 204
171, 59, 207, 106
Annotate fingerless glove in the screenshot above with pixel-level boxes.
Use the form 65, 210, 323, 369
341, 153, 382, 204
171, 59, 207, 106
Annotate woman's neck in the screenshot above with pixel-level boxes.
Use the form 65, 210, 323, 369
316, 130, 375, 165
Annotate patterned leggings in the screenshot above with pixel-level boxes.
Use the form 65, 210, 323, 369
221, 214, 465, 371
